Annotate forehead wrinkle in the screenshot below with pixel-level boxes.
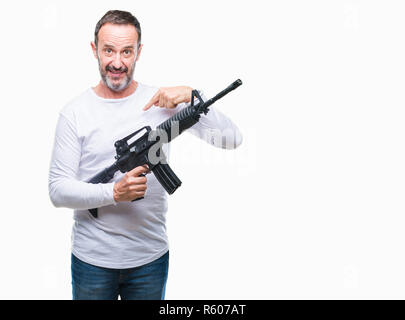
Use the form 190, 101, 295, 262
99, 37, 137, 50
98, 24, 138, 48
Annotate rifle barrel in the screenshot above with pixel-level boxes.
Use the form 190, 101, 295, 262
203, 79, 242, 108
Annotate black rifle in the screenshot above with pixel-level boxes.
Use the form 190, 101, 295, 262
87, 79, 242, 217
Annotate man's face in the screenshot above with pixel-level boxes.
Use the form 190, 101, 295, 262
91, 23, 142, 92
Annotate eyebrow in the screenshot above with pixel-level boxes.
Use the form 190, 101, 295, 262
103, 44, 135, 49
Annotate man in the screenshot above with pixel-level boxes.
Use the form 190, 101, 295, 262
48, 10, 242, 300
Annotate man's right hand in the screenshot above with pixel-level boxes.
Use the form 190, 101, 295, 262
113, 165, 149, 202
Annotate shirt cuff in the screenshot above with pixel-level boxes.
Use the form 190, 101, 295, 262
101, 182, 117, 206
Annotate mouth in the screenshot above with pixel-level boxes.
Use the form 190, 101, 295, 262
108, 70, 125, 78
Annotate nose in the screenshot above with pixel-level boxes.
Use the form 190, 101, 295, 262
111, 52, 123, 69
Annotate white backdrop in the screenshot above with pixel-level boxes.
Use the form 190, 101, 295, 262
1, 0, 405, 299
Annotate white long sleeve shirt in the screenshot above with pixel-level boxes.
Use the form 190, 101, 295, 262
48, 82, 242, 268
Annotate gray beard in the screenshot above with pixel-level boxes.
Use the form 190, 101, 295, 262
98, 58, 136, 92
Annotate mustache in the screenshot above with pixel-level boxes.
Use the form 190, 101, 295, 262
106, 65, 129, 73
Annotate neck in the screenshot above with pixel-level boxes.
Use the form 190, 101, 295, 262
92, 80, 138, 99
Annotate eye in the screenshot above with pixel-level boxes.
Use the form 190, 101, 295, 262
123, 49, 132, 56
104, 48, 113, 54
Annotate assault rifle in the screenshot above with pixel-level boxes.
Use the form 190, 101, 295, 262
87, 79, 242, 217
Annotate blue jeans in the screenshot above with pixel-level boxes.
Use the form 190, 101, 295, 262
71, 251, 169, 300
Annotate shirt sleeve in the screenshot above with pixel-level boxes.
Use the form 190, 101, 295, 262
178, 91, 243, 149
48, 113, 116, 210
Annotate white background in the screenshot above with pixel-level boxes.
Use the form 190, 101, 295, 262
0, 0, 405, 299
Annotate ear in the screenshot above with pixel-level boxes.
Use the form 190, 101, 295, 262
135, 44, 143, 62
90, 41, 98, 59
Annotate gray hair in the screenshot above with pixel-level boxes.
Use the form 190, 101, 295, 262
94, 10, 141, 48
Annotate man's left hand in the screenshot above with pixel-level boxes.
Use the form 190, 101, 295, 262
143, 86, 192, 111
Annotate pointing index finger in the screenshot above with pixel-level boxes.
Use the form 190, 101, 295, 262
143, 91, 160, 111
